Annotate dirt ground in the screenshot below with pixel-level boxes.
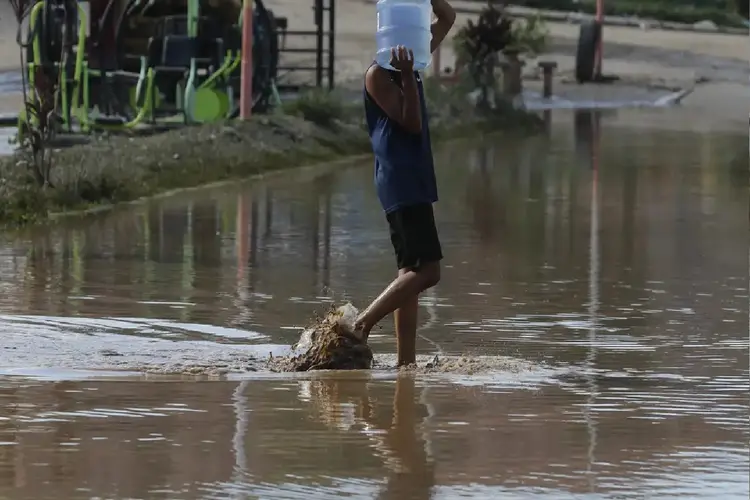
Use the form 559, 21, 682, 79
0, 0, 747, 127
0, 1, 19, 72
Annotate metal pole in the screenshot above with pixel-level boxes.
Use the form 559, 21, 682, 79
315, 0, 323, 87
595, 0, 603, 77
327, 0, 335, 89
187, 0, 199, 37
240, 0, 254, 119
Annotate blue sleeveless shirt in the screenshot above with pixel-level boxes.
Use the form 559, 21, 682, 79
363, 67, 438, 214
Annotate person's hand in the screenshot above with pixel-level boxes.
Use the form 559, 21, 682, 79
389, 45, 414, 72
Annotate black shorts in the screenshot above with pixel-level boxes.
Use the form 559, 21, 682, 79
386, 203, 443, 271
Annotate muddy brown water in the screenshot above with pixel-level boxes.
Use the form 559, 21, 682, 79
0, 110, 747, 498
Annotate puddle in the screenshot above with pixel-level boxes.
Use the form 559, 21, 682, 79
0, 112, 746, 498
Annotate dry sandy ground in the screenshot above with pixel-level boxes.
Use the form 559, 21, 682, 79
0, 1, 19, 72
0, 0, 747, 127
267, 0, 748, 82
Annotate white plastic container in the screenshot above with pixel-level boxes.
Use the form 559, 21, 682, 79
375, 0, 432, 71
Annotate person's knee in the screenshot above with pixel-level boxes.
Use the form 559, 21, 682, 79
418, 261, 441, 290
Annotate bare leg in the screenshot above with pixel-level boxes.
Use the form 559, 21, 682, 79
355, 262, 439, 338
394, 284, 419, 366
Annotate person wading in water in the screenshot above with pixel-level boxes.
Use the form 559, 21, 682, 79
354, 0, 456, 366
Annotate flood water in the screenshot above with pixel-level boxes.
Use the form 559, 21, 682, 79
0, 110, 747, 498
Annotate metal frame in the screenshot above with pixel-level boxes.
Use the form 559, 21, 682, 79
276, 0, 335, 90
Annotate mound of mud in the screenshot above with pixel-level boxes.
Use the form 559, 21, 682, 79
270, 304, 373, 372
371, 354, 537, 375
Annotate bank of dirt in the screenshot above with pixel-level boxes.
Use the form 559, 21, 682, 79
0, 87, 542, 228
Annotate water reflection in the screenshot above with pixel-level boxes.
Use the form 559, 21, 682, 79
0, 377, 746, 498
574, 109, 603, 165
0, 112, 745, 357
583, 109, 602, 493
0, 111, 746, 497
466, 143, 504, 245
300, 375, 435, 500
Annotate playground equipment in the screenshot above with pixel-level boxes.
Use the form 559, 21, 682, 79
15, 0, 285, 133
575, 0, 603, 83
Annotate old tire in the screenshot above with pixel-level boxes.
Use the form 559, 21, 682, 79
575, 20, 601, 84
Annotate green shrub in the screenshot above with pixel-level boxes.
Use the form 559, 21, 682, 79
280, 89, 355, 128
508, 15, 549, 55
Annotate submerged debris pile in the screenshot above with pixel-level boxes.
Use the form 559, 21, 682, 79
270, 303, 373, 372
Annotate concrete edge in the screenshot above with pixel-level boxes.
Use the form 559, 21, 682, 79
363, 0, 749, 36
497, 6, 749, 36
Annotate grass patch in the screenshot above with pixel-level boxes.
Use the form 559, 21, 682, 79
280, 88, 360, 127
0, 81, 543, 228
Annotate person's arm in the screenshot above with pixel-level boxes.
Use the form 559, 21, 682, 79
365, 64, 422, 134
430, 0, 456, 53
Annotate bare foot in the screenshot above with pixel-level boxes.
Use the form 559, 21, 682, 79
353, 315, 374, 341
